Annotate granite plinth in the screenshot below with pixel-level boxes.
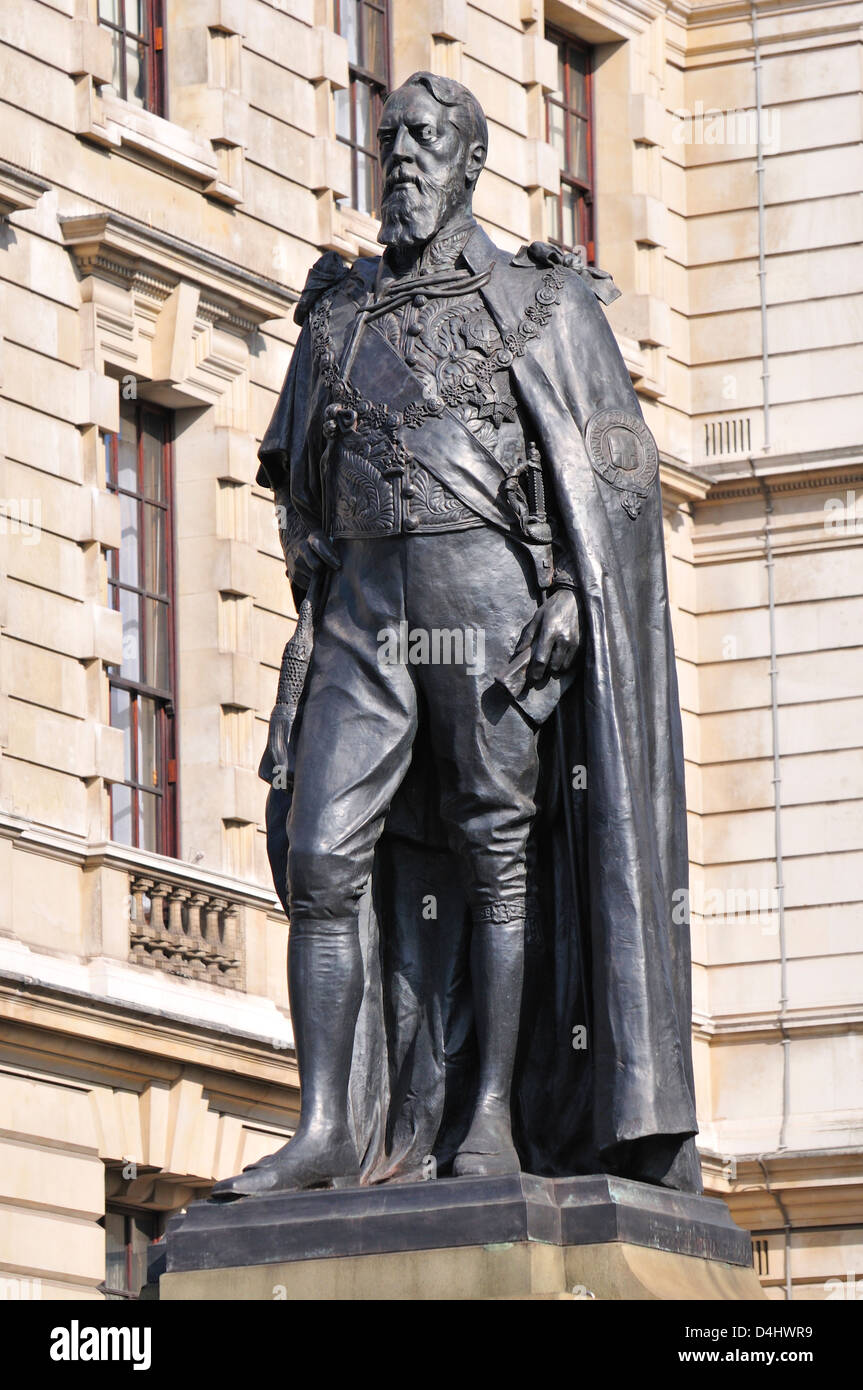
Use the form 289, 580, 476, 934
161, 1172, 762, 1299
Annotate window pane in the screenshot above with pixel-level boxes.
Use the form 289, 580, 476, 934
116, 411, 138, 491
143, 503, 166, 596
364, 3, 386, 80
129, 1214, 155, 1294
128, 0, 145, 36
337, 0, 360, 64
118, 588, 141, 682
118, 493, 139, 586
144, 598, 170, 691
355, 80, 372, 148
355, 150, 375, 217
551, 42, 565, 101
111, 783, 134, 846
110, 686, 134, 782
138, 791, 159, 852
335, 86, 351, 140
99, 0, 122, 25
548, 101, 565, 163
561, 185, 577, 248
104, 1210, 128, 1292
546, 192, 561, 244
138, 696, 160, 790
568, 113, 589, 183
125, 36, 145, 107
141, 414, 166, 501
567, 48, 587, 110
576, 193, 589, 252
108, 28, 123, 93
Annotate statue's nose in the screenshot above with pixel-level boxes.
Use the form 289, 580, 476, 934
392, 125, 414, 158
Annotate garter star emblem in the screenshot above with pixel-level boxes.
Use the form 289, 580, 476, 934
585, 409, 659, 518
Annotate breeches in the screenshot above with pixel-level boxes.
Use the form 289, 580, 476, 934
287, 529, 542, 925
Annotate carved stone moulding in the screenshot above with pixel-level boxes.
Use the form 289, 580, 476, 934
0, 159, 50, 220
60, 211, 297, 409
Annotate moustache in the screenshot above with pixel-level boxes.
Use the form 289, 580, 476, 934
381, 171, 433, 201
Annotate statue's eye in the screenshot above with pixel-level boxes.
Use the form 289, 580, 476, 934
415, 125, 434, 142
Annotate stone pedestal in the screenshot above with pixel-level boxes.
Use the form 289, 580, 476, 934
161, 1173, 765, 1300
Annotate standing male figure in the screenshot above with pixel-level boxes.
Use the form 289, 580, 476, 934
214, 73, 701, 1200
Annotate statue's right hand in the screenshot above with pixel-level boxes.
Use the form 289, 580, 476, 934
291, 531, 341, 588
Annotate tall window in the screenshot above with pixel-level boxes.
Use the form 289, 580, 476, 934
545, 31, 595, 263
98, 0, 166, 116
105, 399, 178, 857
334, 0, 390, 217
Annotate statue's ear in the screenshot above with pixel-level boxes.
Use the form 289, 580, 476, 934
465, 140, 486, 186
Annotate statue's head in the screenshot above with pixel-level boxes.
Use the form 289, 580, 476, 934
377, 72, 488, 253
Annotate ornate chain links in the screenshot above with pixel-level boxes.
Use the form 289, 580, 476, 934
310, 265, 568, 456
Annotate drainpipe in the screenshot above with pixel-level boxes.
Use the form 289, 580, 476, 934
749, 2, 788, 1294
751, 0, 771, 452
758, 1158, 793, 1301
755, 477, 791, 1146
753, 468, 792, 1298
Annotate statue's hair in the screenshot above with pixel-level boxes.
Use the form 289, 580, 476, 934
395, 71, 488, 161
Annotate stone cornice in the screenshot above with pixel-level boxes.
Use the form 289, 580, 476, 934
0, 969, 298, 1093
700, 1148, 863, 1229
693, 1003, 863, 1041
0, 159, 50, 219
60, 211, 297, 333
0, 813, 282, 915
660, 454, 713, 503
695, 452, 863, 503
670, 0, 860, 33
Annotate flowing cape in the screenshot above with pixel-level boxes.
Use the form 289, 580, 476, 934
258, 226, 702, 1193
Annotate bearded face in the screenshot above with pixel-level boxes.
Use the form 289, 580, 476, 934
376, 84, 482, 254
379, 164, 464, 250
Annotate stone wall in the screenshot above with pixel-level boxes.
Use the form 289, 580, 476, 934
0, 0, 860, 1299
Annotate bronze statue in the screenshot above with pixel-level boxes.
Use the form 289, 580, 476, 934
213, 73, 701, 1200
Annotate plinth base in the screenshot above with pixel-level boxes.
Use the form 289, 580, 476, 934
161, 1173, 765, 1301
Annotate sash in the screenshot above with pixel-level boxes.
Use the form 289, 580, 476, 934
347, 321, 523, 540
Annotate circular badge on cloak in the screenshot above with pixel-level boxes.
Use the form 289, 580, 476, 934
585, 409, 659, 518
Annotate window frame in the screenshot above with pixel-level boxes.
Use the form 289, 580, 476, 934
102, 1204, 164, 1301
334, 0, 391, 217
545, 28, 596, 264
105, 398, 179, 858
97, 0, 167, 118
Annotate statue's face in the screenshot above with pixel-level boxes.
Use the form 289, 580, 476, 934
377, 85, 479, 251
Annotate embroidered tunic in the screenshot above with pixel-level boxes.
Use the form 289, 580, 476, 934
329, 223, 529, 538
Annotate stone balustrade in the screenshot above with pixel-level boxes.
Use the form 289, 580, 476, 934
128, 873, 244, 990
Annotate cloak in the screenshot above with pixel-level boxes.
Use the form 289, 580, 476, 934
257, 225, 702, 1194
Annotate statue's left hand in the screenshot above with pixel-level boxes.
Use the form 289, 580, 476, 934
515, 589, 581, 684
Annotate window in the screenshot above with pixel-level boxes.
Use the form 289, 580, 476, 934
98, 0, 166, 116
545, 30, 595, 263
103, 1206, 163, 1300
334, 0, 390, 217
105, 399, 178, 856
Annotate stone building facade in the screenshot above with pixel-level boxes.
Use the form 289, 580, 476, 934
0, 0, 860, 1299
